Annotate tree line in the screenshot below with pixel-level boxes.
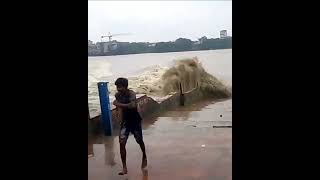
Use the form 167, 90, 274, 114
88, 36, 232, 56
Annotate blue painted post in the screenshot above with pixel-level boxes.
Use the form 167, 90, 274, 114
97, 82, 113, 136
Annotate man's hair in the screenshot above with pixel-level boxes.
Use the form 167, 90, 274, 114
115, 77, 128, 88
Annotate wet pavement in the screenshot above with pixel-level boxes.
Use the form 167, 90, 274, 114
88, 99, 232, 180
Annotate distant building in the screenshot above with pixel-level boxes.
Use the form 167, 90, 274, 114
148, 43, 156, 47
95, 42, 109, 54
107, 41, 129, 52
88, 40, 101, 56
220, 30, 227, 39
93, 41, 129, 55
198, 36, 208, 44
193, 41, 201, 45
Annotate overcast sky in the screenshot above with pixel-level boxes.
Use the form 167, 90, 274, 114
88, 1, 232, 43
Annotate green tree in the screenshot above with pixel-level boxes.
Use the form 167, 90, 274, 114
154, 42, 176, 53
174, 38, 192, 51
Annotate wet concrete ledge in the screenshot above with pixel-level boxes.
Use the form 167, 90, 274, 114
88, 87, 213, 136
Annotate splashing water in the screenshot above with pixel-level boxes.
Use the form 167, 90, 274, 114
108, 57, 231, 98
88, 56, 231, 117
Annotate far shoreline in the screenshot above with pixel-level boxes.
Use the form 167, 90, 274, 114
88, 48, 232, 58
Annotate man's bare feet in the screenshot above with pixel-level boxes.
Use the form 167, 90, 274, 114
141, 157, 147, 169
118, 167, 128, 175
142, 169, 148, 180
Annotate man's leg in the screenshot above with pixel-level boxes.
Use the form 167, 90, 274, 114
133, 126, 147, 169
119, 127, 129, 175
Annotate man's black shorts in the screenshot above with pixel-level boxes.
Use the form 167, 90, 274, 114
119, 124, 143, 144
